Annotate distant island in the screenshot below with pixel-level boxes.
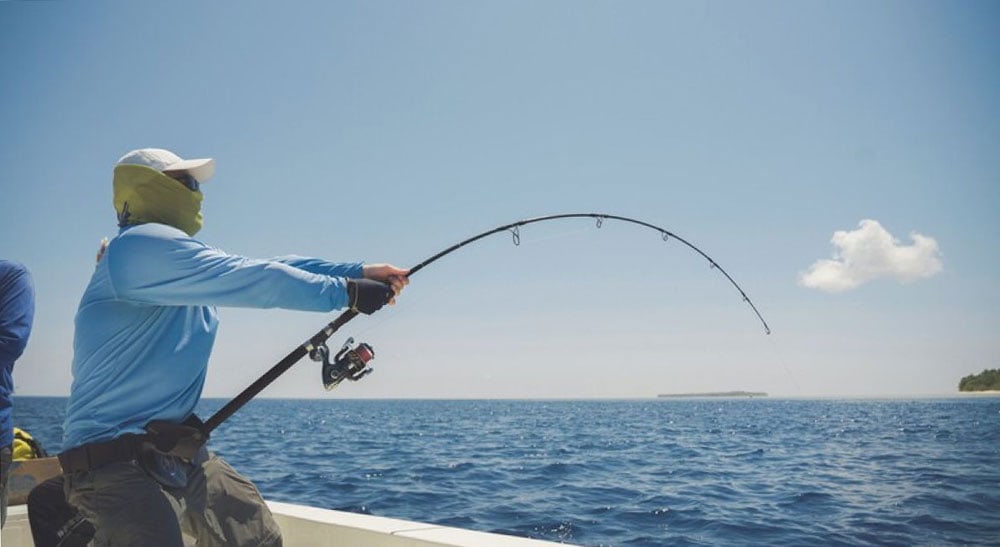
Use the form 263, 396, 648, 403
658, 391, 768, 398
958, 368, 1000, 392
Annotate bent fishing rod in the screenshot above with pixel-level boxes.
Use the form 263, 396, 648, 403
203, 213, 771, 434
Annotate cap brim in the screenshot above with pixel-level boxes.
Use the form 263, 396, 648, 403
163, 158, 215, 184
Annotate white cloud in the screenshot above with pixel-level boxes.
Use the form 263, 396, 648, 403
799, 219, 943, 292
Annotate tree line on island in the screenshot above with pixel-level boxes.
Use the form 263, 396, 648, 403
958, 368, 1000, 391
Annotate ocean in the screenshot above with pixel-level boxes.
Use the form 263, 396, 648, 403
12, 397, 1000, 546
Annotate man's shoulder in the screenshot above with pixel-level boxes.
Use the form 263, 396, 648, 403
108, 224, 207, 261
117, 222, 194, 241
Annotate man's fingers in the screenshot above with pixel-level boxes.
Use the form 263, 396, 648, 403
388, 275, 407, 294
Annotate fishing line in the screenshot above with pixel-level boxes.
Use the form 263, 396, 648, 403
203, 213, 772, 434
766, 333, 802, 394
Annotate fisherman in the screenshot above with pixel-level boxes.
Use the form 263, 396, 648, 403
60, 148, 408, 546
0, 259, 35, 528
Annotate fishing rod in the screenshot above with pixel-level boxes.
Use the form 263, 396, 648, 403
203, 213, 770, 434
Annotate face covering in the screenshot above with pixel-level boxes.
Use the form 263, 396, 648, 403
113, 164, 204, 236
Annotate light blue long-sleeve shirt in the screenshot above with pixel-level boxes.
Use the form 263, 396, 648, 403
1, 260, 35, 448
63, 223, 363, 450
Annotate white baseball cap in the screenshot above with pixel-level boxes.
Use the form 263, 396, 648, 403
116, 148, 216, 184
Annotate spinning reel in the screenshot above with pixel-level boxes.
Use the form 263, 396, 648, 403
309, 337, 375, 391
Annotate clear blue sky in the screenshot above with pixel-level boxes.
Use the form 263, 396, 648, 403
2, 1, 997, 399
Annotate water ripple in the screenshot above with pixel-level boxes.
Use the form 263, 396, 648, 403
13, 397, 1000, 546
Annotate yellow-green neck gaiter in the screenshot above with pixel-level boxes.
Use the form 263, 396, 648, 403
113, 164, 204, 236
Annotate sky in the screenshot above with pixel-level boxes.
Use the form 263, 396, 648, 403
1, 1, 997, 400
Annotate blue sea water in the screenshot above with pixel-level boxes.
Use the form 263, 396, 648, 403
12, 397, 1000, 546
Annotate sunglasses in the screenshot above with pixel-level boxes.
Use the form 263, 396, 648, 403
166, 171, 200, 192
